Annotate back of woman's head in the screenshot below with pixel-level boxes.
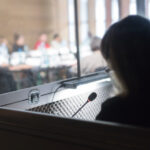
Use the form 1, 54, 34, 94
101, 15, 150, 94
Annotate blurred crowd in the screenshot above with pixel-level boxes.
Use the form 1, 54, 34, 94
0, 33, 64, 67
0, 32, 107, 94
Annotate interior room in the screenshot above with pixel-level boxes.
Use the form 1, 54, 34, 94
0, 0, 150, 149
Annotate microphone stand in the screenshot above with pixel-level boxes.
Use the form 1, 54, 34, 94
72, 101, 89, 117
71, 92, 97, 118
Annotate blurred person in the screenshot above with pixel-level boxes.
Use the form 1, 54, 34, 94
51, 33, 62, 49
96, 16, 150, 127
0, 67, 17, 94
34, 33, 50, 50
12, 34, 28, 52
0, 36, 9, 66
87, 31, 93, 44
70, 36, 107, 75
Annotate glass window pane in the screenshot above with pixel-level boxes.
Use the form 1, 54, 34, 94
80, 0, 88, 22
95, 0, 106, 38
79, 0, 148, 76
0, 0, 77, 94
148, 0, 150, 18
80, 0, 89, 44
68, 0, 76, 51
112, 0, 119, 23
129, 0, 137, 15
77, 0, 107, 76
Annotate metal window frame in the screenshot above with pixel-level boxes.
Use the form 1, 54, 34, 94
0, 70, 109, 106
74, 0, 81, 78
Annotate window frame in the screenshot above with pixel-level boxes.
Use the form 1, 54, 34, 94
0, 71, 109, 106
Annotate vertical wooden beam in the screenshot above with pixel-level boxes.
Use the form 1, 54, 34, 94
48, 0, 69, 42
119, 0, 130, 19
145, 0, 149, 17
105, 0, 112, 28
88, 0, 96, 36
58, 0, 69, 42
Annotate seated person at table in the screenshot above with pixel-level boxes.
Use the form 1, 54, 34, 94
0, 37, 9, 66
0, 67, 17, 94
70, 36, 107, 75
12, 34, 28, 52
96, 16, 150, 127
51, 34, 62, 49
34, 33, 50, 50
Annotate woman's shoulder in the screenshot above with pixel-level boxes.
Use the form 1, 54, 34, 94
96, 95, 130, 121
102, 95, 125, 108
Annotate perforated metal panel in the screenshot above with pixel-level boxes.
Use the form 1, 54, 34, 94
28, 82, 114, 120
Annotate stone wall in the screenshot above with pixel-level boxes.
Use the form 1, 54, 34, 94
0, 0, 68, 50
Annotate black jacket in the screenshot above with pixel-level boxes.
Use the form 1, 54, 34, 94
96, 95, 150, 127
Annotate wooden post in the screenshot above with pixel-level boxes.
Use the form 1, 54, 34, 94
105, 0, 112, 28
88, 0, 96, 36
119, 0, 130, 19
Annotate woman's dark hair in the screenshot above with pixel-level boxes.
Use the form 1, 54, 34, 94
100, 15, 150, 94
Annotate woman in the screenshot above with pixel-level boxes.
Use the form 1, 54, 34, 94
96, 16, 150, 127
12, 34, 28, 52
